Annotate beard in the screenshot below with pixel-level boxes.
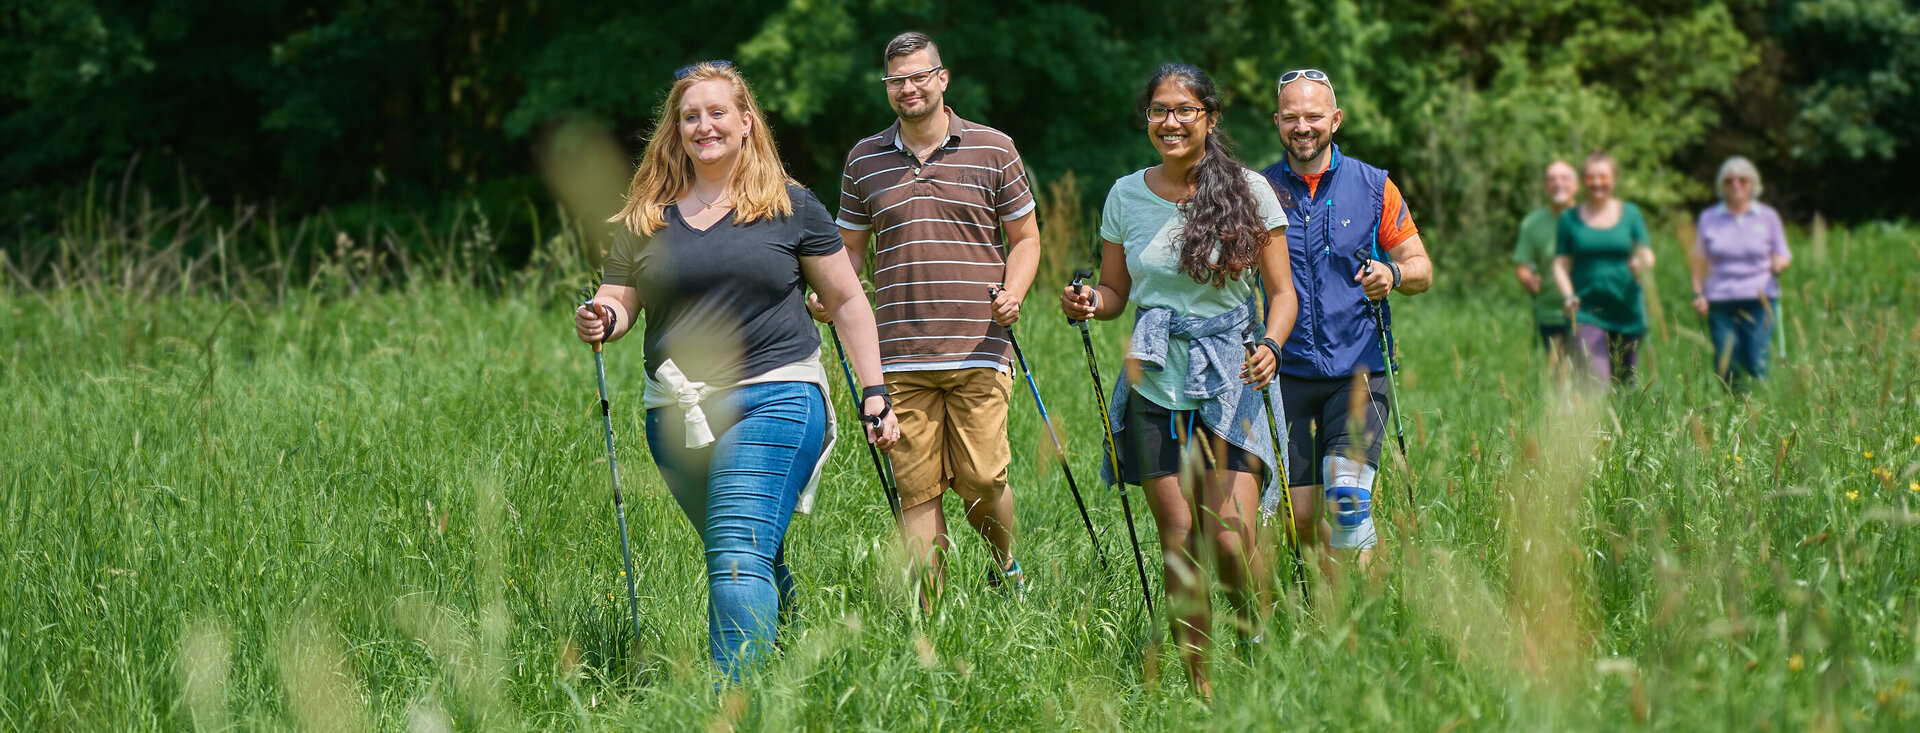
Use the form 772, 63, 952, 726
893, 92, 941, 122
1286, 134, 1328, 166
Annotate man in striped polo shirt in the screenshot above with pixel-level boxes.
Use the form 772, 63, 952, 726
815, 31, 1041, 601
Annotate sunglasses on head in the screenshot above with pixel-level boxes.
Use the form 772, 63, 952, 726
1279, 68, 1333, 89
674, 59, 733, 80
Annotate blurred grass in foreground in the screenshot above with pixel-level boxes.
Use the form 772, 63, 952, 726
2, 204, 1917, 729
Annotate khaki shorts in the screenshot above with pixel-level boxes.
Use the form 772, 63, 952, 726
886, 368, 1012, 510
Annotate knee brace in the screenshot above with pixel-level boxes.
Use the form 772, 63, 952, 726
1323, 456, 1378, 550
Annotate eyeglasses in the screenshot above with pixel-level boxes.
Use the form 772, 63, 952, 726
882, 66, 944, 90
1145, 106, 1207, 124
674, 59, 733, 80
1279, 68, 1333, 90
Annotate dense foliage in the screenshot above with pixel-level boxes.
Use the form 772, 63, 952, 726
4, 0, 1917, 260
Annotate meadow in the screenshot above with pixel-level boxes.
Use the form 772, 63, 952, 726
3, 211, 1917, 731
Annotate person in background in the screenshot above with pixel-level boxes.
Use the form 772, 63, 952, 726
1513, 160, 1578, 355
1691, 155, 1790, 392
575, 61, 896, 681
1552, 149, 1653, 387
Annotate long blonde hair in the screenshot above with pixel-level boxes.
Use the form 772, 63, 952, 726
610, 62, 794, 235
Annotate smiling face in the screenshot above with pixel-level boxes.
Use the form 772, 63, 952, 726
1275, 81, 1341, 171
1721, 173, 1754, 208
885, 49, 947, 123
1545, 161, 1579, 207
1147, 78, 1213, 165
1583, 158, 1616, 204
677, 79, 751, 171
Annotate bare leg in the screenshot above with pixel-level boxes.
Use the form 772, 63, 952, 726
959, 487, 1017, 570
1141, 473, 1212, 699
1202, 451, 1268, 641
899, 496, 950, 610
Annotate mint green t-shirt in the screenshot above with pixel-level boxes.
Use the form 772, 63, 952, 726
1556, 202, 1651, 336
1099, 167, 1288, 410
1511, 206, 1567, 326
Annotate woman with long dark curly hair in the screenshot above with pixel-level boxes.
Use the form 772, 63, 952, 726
1059, 62, 1296, 699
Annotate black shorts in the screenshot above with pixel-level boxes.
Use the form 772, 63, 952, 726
1114, 391, 1259, 484
1278, 373, 1389, 486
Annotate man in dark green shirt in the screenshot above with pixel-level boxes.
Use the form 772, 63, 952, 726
1511, 160, 1577, 353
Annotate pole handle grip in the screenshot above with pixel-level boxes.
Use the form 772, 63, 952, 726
1067, 267, 1094, 325
582, 296, 613, 352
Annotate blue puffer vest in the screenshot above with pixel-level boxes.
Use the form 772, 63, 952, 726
1259, 144, 1391, 379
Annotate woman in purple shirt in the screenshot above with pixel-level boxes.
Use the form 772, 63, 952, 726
1690, 155, 1791, 391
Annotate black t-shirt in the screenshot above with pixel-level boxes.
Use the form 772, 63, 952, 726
604, 183, 844, 384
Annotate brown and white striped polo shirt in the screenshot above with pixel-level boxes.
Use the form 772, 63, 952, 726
836, 108, 1036, 372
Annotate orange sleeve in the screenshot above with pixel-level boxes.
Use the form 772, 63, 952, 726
1379, 177, 1418, 249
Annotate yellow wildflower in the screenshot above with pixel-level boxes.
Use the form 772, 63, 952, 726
1790, 654, 1805, 672
1847, 490, 1860, 501
1865, 451, 1875, 459
1735, 456, 1744, 463
1910, 481, 1918, 493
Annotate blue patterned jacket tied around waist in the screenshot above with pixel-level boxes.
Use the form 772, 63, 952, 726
1101, 297, 1289, 516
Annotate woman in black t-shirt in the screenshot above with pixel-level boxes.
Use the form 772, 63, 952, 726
573, 61, 895, 681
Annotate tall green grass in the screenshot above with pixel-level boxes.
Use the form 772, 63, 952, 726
3, 206, 1917, 730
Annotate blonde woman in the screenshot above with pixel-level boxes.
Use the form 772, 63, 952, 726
574, 61, 896, 680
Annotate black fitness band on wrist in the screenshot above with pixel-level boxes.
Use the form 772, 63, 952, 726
1262, 337, 1283, 360
861, 385, 893, 419
1386, 260, 1403, 289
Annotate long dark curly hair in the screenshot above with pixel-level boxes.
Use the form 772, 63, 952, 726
1142, 63, 1270, 287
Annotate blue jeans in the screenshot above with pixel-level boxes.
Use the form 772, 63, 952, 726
645, 381, 827, 680
1708, 299, 1772, 391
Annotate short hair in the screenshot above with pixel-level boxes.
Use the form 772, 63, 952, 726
1715, 155, 1764, 200
884, 31, 941, 66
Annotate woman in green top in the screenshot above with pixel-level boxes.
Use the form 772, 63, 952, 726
1551, 150, 1654, 385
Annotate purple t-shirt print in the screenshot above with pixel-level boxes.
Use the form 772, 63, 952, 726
1696, 202, 1790, 302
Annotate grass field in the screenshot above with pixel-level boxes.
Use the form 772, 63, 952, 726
4, 219, 1918, 731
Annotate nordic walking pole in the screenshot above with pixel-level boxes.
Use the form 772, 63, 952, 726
1069, 268, 1155, 616
826, 322, 904, 527
579, 287, 645, 656
1359, 248, 1414, 512
990, 285, 1109, 570
1772, 294, 1786, 362
1245, 335, 1308, 600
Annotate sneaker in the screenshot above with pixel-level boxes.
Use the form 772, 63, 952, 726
986, 558, 1029, 601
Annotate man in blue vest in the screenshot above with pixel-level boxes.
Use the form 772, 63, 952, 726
1258, 69, 1432, 571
